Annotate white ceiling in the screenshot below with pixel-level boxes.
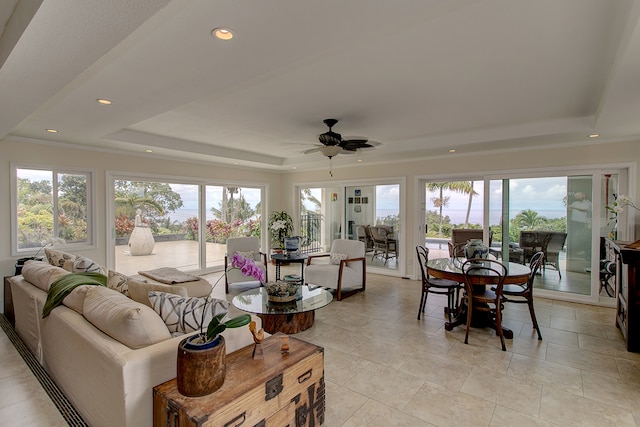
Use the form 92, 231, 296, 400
2, 0, 640, 172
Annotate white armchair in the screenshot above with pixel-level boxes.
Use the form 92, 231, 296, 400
304, 239, 366, 301
224, 237, 268, 293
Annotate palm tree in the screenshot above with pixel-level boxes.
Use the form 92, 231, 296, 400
426, 181, 473, 237
462, 181, 479, 227
516, 209, 546, 230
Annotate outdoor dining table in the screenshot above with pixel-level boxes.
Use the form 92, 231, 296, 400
426, 257, 531, 339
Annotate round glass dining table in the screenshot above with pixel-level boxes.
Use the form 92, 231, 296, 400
426, 257, 531, 338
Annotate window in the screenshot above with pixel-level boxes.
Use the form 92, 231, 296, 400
110, 175, 264, 275
12, 165, 93, 255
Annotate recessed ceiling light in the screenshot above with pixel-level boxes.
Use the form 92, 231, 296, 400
45, 129, 58, 133
357, 159, 363, 162
145, 149, 153, 153
449, 149, 456, 153
588, 134, 599, 138
96, 98, 112, 105
211, 27, 233, 40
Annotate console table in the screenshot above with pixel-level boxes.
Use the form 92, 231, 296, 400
618, 242, 640, 352
153, 334, 325, 427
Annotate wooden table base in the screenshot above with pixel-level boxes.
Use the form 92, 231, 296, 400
259, 311, 315, 334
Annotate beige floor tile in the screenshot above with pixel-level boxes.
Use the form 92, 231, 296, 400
0, 369, 52, 409
490, 405, 559, 427
581, 371, 640, 412
539, 385, 636, 426
345, 362, 425, 410
509, 334, 548, 360
324, 380, 369, 426
446, 340, 513, 375
546, 342, 621, 378
404, 382, 496, 427
578, 334, 640, 361
549, 317, 608, 338
615, 357, 640, 384
506, 353, 584, 396
320, 346, 371, 386
342, 399, 435, 427
461, 366, 543, 416
0, 392, 67, 427
401, 351, 473, 391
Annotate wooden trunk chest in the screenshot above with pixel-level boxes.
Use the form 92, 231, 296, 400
153, 333, 325, 427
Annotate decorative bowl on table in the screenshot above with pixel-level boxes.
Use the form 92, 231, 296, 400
266, 281, 300, 303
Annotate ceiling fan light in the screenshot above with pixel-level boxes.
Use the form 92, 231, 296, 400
320, 145, 341, 158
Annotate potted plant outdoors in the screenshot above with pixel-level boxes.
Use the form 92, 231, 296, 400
176, 252, 263, 396
268, 210, 294, 263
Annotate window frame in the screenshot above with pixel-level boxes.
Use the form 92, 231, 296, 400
10, 163, 96, 256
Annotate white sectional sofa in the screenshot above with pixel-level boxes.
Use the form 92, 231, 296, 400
8, 259, 257, 427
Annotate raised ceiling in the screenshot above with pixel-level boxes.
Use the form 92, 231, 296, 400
1, 0, 640, 171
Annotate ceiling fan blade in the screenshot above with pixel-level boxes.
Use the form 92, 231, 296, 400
343, 136, 369, 144
303, 147, 322, 154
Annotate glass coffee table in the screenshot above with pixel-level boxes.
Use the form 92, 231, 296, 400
232, 285, 333, 334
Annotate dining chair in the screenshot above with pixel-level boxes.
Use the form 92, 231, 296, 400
462, 258, 508, 351
416, 246, 461, 321
499, 251, 544, 340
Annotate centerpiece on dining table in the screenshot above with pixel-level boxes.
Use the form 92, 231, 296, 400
265, 280, 301, 303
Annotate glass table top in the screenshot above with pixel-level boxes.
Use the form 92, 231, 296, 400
232, 285, 333, 315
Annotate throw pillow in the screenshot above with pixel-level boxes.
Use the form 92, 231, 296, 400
235, 250, 255, 260
330, 252, 349, 265
45, 248, 76, 272
21, 260, 69, 292
107, 270, 132, 297
83, 286, 171, 349
128, 280, 189, 307
148, 291, 229, 335
73, 255, 105, 275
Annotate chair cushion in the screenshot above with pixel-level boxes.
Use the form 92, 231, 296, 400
235, 250, 256, 260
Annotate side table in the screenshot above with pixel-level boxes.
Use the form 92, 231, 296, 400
153, 333, 325, 426
271, 253, 308, 284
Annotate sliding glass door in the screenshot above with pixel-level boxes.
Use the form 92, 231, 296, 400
422, 166, 630, 304
298, 180, 403, 274
110, 176, 263, 275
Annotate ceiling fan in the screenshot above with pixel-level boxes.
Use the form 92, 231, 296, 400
304, 118, 381, 159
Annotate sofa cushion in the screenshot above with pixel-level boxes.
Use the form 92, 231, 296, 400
83, 286, 171, 349
73, 255, 105, 275
62, 285, 91, 314
21, 260, 69, 292
128, 280, 189, 307
45, 248, 76, 271
148, 292, 229, 335
107, 270, 133, 297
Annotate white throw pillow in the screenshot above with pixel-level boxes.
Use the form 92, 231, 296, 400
73, 255, 105, 275
330, 252, 349, 265
83, 286, 170, 349
107, 270, 133, 297
45, 248, 75, 272
148, 291, 229, 335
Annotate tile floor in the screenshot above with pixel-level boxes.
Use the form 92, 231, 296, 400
2, 268, 640, 426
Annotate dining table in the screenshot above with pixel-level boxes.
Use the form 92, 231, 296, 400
426, 257, 531, 339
